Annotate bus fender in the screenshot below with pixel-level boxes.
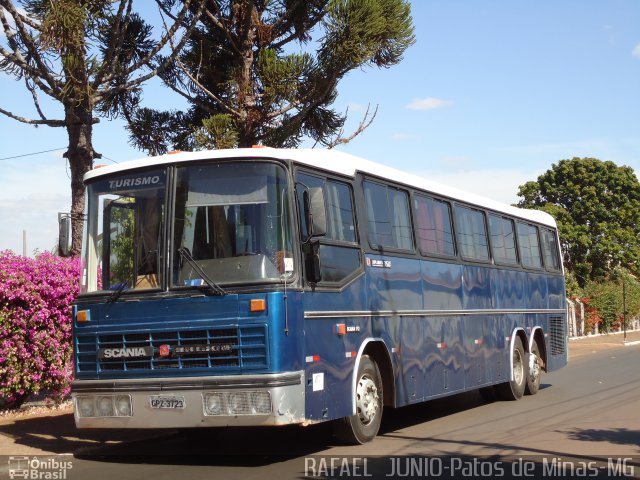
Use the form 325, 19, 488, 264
508, 327, 528, 382
529, 326, 547, 371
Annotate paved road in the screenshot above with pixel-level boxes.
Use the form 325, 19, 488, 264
1, 336, 639, 479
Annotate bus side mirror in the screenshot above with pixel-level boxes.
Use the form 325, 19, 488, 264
58, 214, 72, 257
303, 187, 327, 239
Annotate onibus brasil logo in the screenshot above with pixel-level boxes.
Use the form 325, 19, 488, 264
8, 456, 73, 479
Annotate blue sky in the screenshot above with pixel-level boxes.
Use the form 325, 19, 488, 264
1, 1, 639, 255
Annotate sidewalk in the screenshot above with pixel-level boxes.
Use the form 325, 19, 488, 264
568, 328, 640, 358
0, 331, 639, 456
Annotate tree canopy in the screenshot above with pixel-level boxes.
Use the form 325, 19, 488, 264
125, 0, 415, 153
0, 0, 202, 255
517, 157, 640, 285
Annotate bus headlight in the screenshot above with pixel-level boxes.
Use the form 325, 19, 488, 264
115, 395, 132, 416
203, 391, 271, 416
75, 394, 132, 418
77, 396, 95, 418
204, 393, 224, 416
228, 392, 248, 414
97, 396, 115, 416
251, 392, 271, 414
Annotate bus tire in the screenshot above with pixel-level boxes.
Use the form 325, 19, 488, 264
496, 336, 527, 401
333, 355, 383, 444
525, 338, 542, 395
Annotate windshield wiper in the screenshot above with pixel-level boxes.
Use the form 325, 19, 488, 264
107, 249, 157, 303
177, 247, 226, 296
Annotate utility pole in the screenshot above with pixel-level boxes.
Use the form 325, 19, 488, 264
22, 230, 27, 257
623, 273, 627, 343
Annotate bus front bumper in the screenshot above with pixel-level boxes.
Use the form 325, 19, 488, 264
71, 371, 305, 429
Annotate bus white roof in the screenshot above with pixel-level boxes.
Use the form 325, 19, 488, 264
85, 147, 556, 228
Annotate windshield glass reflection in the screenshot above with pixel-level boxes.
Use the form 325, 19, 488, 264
173, 162, 293, 286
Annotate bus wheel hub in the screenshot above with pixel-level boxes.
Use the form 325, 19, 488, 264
513, 349, 524, 385
356, 375, 379, 424
529, 353, 540, 381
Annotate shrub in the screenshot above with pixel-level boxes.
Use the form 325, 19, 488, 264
581, 272, 640, 334
0, 251, 79, 409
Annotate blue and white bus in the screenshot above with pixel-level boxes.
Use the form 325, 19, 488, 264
71, 148, 567, 444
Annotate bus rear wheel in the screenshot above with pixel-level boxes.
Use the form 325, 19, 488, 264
496, 336, 527, 401
333, 354, 383, 444
525, 338, 542, 395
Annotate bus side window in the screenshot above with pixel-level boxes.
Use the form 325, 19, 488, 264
414, 194, 455, 257
540, 228, 561, 271
488, 214, 518, 266
325, 181, 356, 242
454, 205, 489, 261
517, 222, 543, 269
297, 172, 361, 285
363, 180, 413, 251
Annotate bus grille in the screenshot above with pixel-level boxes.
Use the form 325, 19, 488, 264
75, 325, 268, 373
549, 316, 566, 355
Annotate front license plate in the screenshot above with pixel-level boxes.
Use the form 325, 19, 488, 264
149, 395, 185, 409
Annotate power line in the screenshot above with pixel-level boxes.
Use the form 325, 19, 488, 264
100, 155, 119, 164
0, 148, 120, 164
0, 147, 66, 161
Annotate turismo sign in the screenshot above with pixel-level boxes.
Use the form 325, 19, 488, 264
104, 171, 166, 192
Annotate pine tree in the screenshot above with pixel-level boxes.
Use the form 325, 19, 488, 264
0, 0, 203, 255
126, 0, 415, 152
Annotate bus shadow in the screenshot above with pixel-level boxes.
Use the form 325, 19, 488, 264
378, 385, 555, 436
1, 385, 555, 467
0, 412, 174, 455
74, 423, 336, 466
1, 411, 335, 466
380, 390, 485, 435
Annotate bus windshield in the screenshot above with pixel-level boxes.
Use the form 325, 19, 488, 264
82, 169, 167, 293
81, 161, 294, 295
172, 161, 293, 287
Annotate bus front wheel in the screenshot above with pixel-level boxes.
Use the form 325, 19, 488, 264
333, 354, 383, 444
496, 336, 527, 401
